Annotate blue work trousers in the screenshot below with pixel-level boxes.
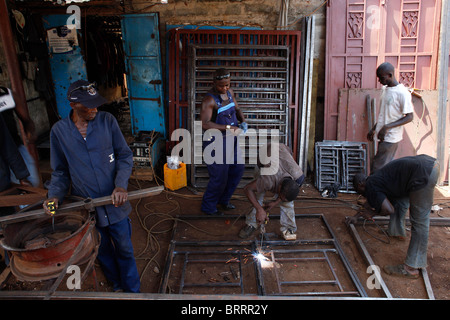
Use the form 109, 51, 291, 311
387, 161, 439, 269
201, 138, 244, 214
96, 217, 140, 292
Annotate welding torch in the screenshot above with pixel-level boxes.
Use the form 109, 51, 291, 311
46, 200, 57, 231
259, 212, 269, 247
44, 199, 58, 215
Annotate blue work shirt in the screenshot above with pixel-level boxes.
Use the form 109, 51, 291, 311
48, 111, 133, 227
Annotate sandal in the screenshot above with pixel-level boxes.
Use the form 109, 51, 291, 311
383, 264, 419, 279
239, 224, 257, 239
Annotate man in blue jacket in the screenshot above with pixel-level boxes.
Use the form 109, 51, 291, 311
43, 80, 140, 292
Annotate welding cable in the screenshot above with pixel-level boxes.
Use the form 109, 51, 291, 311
362, 218, 391, 244
132, 179, 248, 281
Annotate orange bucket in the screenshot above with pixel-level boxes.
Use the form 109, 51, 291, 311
164, 162, 187, 191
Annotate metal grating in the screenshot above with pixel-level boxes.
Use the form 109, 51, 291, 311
187, 44, 290, 188
166, 29, 302, 158
315, 140, 368, 193
159, 214, 367, 297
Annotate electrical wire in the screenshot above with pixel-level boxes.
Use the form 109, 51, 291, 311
362, 218, 391, 244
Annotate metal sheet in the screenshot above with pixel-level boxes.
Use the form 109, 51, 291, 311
121, 13, 165, 137
324, 0, 442, 141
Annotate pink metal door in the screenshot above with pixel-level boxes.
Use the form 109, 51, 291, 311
324, 0, 442, 141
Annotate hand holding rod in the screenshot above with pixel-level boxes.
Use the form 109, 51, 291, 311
0, 186, 164, 225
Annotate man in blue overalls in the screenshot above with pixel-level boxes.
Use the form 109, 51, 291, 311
43, 80, 140, 292
200, 68, 247, 215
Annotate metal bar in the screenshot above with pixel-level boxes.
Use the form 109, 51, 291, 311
238, 250, 245, 295
323, 251, 344, 292
348, 223, 393, 299
266, 291, 361, 297
0, 186, 164, 225
253, 241, 265, 296
44, 219, 96, 300
421, 268, 435, 300
183, 282, 241, 288
179, 252, 189, 294
436, 0, 449, 185
159, 240, 177, 294
270, 250, 283, 294
281, 280, 338, 286
0, 290, 388, 300
322, 215, 368, 297
352, 216, 450, 227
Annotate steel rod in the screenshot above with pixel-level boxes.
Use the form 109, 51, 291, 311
325, 251, 344, 292
0, 186, 164, 225
348, 223, 393, 299
421, 268, 435, 300
44, 220, 96, 300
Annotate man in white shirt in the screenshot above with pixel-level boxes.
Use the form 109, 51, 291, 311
367, 62, 414, 173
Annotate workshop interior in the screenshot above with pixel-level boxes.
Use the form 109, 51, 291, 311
0, 0, 449, 301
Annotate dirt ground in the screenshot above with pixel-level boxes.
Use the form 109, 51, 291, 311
1, 176, 449, 300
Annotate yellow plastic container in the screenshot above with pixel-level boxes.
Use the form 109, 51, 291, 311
164, 162, 187, 191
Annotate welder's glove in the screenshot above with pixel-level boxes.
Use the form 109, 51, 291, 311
239, 122, 248, 133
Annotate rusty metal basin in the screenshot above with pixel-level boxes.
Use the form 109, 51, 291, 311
0, 209, 99, 281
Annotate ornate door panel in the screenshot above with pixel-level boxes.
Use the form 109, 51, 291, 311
324, 0, 442, 140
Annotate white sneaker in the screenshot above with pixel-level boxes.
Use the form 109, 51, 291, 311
282, 229, 297, 240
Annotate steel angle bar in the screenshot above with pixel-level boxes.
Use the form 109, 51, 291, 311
348, 223, 393, 299
351, 216, 442, 300
351, 216, 450, 227
421, 268, 435, 300
320, 214, 368, 297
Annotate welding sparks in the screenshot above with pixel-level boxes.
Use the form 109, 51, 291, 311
253, 249, 274, 268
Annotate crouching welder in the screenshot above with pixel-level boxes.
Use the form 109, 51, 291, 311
239, 143, 304, 241
200, 68, 247, 216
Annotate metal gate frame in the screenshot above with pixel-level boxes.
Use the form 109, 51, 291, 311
187, 44, 290, 188
166, 29, 302, 158
347, 216, 450, 300
159, 214, 367, 297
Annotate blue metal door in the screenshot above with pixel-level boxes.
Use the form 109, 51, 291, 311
43, 15, 88, 118
121, 13, 166, 137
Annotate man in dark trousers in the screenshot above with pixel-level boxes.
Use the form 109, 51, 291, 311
367, 62, 413, 173
43, 80, 140, 292
347, 154, 439, 279
0, 112, 31, 214
200, 68, 247, 215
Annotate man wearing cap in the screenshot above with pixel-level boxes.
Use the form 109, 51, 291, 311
43, 80, 140, 293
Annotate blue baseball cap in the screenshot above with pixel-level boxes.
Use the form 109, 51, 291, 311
67, 80, 107, 109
